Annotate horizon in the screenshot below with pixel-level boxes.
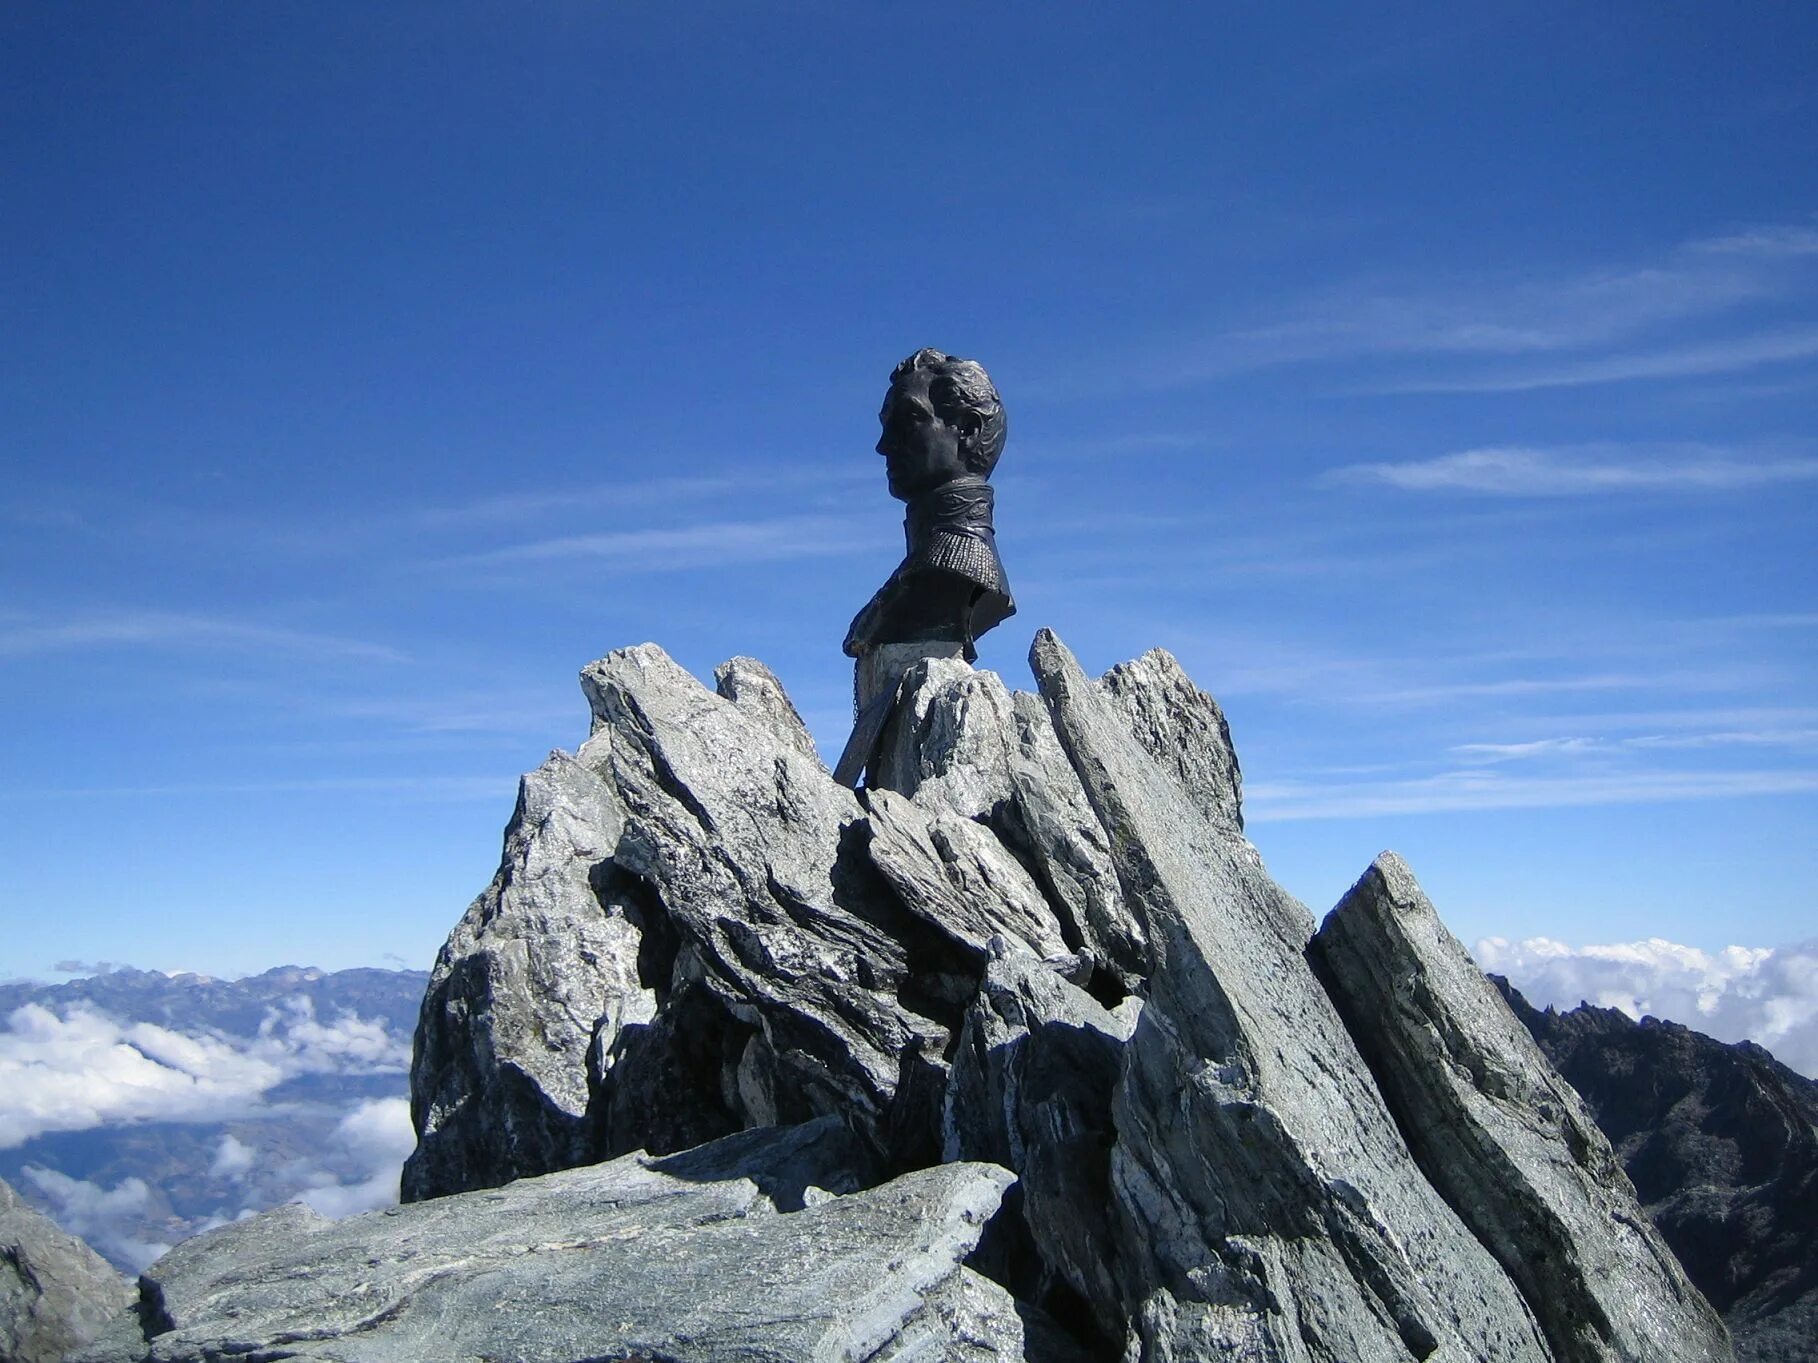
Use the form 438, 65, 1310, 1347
3, 5, 1812, 1042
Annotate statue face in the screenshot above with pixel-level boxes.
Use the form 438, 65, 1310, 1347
877, 369, 973, 501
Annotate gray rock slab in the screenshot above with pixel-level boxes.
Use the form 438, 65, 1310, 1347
1005, 690, 1147, 985
404, 747, 650, 1201
715, 655, 824, 767
1312, 853, 1734, 1363
79, 1125, 1017, 1363
865, 789, 1072, 964
1097, 647, 1243, 835
873, 657, 1020, 818
867, 1266, 1096, 1363
1029, 629, 1552, 1362
1, 1176, 130, 1363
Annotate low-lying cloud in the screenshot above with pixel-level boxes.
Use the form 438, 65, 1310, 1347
20, 1097, 415, 1273
0, 995, 411, 1149
21, 1166, 171, 1272
293, 1097, 415, 1219
1479, 935, 1818, 1078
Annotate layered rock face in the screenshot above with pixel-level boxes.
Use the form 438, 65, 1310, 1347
1312, 856, 1730, 1362
0, 1176, 129, 1363
88, 633, 1729, 1362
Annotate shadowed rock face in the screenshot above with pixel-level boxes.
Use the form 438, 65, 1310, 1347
1, 1176, 130, 1363
1499, 978, 1818, 1363
1313, 854, 1732, 1363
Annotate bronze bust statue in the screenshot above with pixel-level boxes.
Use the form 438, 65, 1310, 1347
835, 348, 1015, 786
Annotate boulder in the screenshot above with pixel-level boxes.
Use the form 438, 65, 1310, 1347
1097, 647, 1243, 836
580, 645, 962, 1165
1030, 629, 1552, 1362
873, 658, 1146, 985
713, 655, 823, 765
865, 789, 1073, 965
1312, 853, 1733, 1363
1, 1177, 130, 1363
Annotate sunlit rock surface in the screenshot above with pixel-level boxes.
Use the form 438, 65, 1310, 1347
73, 1123, 1054, 1363
1313, 852, 1732, 1362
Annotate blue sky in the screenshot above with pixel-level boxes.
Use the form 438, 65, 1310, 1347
3, 3, 1814, 981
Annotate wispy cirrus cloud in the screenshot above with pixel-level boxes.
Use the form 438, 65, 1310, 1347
5, 468, 873, 564
1348, 669, 1754, 707
404, 466, 869, 532
1625, 728, 1818, 751
1373, 326, 1818, 393
0, 775, 509, 802
1686, 224, 1818, 259
0, 612, 406, 664
447, 514, 871, 571
1450, 737, 1602, 763
1325, 445, 1818, 496
1450, 730, 1818, 762
407, 476, 748, 530
1528, 703, 1818, 735
1246, 767, 1818, 822
1118, 221, 1818, 393
321, 693, 575, 736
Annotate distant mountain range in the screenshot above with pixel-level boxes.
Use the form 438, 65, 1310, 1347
1, 964, 1810, 1359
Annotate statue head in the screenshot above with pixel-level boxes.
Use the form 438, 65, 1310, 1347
876, 348, 1006, 501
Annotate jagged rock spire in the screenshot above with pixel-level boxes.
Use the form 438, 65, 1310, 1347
82, 633, 1732, 1363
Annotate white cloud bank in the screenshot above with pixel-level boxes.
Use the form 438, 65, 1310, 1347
1478, 935, 1818, 1079
21, 1167, 171, 1272
0, 996, 411, 1148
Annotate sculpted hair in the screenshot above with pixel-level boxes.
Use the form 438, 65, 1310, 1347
891, 347, 1007, 475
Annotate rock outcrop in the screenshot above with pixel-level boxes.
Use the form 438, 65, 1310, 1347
404, 748, 648, 1200
85, 630, 1731, 1362
74, 1121, 1083, 1363
1, 1176, 130, 1363
1313, 854, 1732, 1363
1500, 978, 1818, 1363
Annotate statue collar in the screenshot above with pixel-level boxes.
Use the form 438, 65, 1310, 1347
904, 476, 995, 554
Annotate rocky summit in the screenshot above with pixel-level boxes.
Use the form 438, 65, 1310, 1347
76, 633, 1736, 1362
